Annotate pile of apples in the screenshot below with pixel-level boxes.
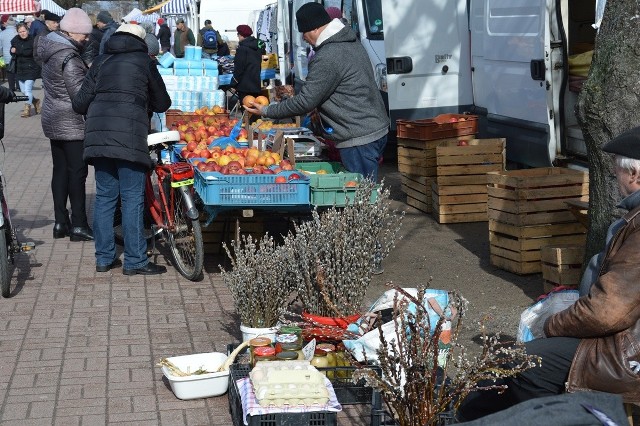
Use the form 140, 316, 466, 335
172, 115, 251, 144
182, 143, 299, 176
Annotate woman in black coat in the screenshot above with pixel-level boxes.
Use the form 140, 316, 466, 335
72, 24, 171, 275
11, 23, 42, 117
230, 24, 265, 108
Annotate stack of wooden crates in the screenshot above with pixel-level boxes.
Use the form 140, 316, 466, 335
397, 114, 505, 223
487, 168, 589, 275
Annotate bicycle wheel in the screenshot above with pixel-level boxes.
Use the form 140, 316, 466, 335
164, 186, 203, 281
0, 229, 11, 298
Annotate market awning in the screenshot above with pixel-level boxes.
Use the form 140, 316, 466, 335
161, 0, 191, 16
0, 0, 37, 14
128, 12, 160, 23
142, 0, 170, 15
36, 0, 65, 16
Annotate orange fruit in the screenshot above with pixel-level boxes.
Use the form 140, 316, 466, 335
242, 95, 256, 107
255, 95, 269, 106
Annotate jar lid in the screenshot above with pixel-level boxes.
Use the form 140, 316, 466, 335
254, 346, 276, 356
280, 342, 301, 351
316, 343, 336, 352
276, 351, 298, 360
313, 349, 328, 356
279, 325, 302, 334
250, 337, 272, 347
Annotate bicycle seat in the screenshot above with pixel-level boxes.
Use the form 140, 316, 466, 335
147, 130, 181, 147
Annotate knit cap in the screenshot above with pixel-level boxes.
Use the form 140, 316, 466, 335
60, 8, 93, 34
157, 18, 164, 25
296, 2, 331, 33
96, 10, 113, 24
116, 23, 146, 40
236, 24, 252, 37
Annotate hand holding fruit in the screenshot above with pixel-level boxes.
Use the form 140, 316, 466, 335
242, 95, 270, 116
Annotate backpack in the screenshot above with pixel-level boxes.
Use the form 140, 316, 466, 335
202, 29, 217, 49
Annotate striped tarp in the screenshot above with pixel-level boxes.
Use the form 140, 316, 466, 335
38, 0, 65, 16
0, 0, 36, 14
128, 12, 160, 23
161, 0, 191, 15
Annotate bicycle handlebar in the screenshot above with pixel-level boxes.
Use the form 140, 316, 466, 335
11, 96, 29, 103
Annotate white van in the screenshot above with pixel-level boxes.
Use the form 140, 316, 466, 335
277, 0, 598, 168
198, 0, 274, 42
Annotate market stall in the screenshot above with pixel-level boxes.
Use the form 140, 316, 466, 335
0, 0, 37, 14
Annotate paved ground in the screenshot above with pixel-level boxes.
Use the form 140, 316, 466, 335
0, 86, 565, 425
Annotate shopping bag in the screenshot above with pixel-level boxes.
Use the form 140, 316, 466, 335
517, 288, 579, 343
343, 288, 454, 365
6, 57, 16, 74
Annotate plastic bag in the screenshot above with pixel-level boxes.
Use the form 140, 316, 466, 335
517, 288, 579, 343
343, 288, 453, 365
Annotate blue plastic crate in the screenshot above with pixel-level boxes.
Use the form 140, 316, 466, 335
260, 69, 276, 80
194, 170, 310, 206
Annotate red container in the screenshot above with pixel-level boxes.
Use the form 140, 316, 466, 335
301, 312, 360, 329
396, 113, 478, 141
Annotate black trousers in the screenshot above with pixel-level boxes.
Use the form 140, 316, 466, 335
50, 139, 89, 227
457, 337, 581, 421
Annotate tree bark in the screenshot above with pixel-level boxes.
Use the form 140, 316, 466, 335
575, 0, 640, 261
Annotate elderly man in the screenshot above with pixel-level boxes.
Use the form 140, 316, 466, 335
457, 129, 640, 420
244, 3, 388, 182
43, 11, 61, 33
173, 18, 195, 58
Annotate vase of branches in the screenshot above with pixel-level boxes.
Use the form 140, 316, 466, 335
282, 179, 403, 319
352, 283, 541, 426
221, 233, 296, 342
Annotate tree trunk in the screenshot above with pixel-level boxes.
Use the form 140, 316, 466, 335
575, 0, 640, 261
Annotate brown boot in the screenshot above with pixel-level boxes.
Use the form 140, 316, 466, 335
20, 103, 31, 118
32, 98, 41, 114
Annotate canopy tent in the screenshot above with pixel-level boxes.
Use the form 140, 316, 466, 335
161, 0, 190, 15
0, 0, 37, 14
141, 0, 170, 14
36, 0, 65, 16
122, 7, 142, 22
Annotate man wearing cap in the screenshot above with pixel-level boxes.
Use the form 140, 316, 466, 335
156, 18, 171, 54
244, 3, 388, 182
96, 10, 118, 54
457, 130, 640, 420
43, 10, 61, 33
173, 18, 195, 58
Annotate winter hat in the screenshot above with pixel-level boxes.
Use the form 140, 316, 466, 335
43, 10, 61, 22
296, 2, 331, 33
1, 15, 8, 24
176, 18, 185, 24
325, 7, 342, 20
96, 10, 113, 24
60, 8, 93, 34
116, 23, 146, 40
236, 24, 252, 37
157, 18, 164, 25
140, 21, 154, 34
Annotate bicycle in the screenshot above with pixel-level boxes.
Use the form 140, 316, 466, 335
114, 130, 204, 281
1, 94, 35, 298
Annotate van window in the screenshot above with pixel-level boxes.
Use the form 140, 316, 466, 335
363, 0, 383, 39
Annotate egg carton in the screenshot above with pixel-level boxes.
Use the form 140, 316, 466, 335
250, 360, 329, 406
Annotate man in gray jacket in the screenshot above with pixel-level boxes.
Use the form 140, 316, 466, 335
244, 3, 388, 182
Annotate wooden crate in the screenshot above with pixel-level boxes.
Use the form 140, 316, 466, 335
489, 220, 587, 275
397, 135, 475, 177
487, 167, 589, 226
541, 245, 585, 292
430, 138, 505, 223
401, 174, 433, 213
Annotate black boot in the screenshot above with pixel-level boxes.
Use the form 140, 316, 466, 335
69, 226, 94, 242
52, 223, 69, 239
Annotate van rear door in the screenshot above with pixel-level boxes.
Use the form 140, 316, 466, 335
381, 0, 473, 126
469, 0, 559, 166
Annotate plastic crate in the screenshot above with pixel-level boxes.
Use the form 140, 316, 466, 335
229, 363, 338, 426
194, 170, 310, 206
296, 162, 347, 179
396, 114, 478, 141
219, 74, 233, 85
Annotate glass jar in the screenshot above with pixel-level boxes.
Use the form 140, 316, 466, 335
280, 342, 304, 360
249, 337, 272, 367
253, 346, 276, 366
310, 349, 330, 372
275, 350, 299, 361
316, 343, 337, 378
276, 326, 302, 346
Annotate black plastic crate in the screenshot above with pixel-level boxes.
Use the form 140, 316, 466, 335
229, 363, 338, 426
226, 344, 379, 405
370, 392, 456, 426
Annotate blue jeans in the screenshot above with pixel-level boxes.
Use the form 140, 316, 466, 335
18, 79, 34, 104
93, 158, 148, 270
339, 135, 388, 182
